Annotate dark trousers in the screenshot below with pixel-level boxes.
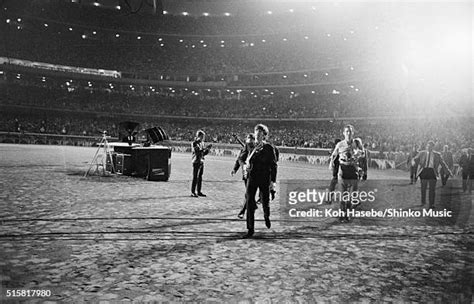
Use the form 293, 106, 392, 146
191, 162, 204, 194
246, 177, 270, 232
441, 173, 449, 186
462, 171, 468, 192
410, 166, 417, 183
420, 168, 437, 206
340, 165, 359, 219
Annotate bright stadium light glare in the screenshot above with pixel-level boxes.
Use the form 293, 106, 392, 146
116, 5, 121, 10
93, 2, 100, 7
163, 11, 168, 14
44, 23, 48, 27
289, 9, 294, 13
182, 12, 188, 16
6, 19, 10, 23
17, 18, 21, 22
92, 31, 97, 35
203, 12, 209, 16
224, 12, 231, 16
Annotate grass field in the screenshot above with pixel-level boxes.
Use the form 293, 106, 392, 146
0, 144, 472, 303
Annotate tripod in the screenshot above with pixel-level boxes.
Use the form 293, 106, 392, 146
84, 131, 115, 177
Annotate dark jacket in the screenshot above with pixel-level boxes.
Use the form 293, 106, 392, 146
458, 153, 469, 170
407, 150, 419, 167
247, 142, 278, 182
191, 138, 210, 164
413, 150, 450, 178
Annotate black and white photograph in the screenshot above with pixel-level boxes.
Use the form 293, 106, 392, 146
0, 0, 473, 302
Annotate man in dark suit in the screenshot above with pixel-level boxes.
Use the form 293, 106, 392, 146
412, 141, 452, 208
466, 148, 474, 194
407, 144, 419, 184
244, 124, 278, 238
458, 148, 470, 192
358, 142, 369, 181
440, 145, 454, 186
190, 130, 212, 197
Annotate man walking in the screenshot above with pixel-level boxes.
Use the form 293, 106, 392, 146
412, 141, 452, 208
244, 124, 278, 238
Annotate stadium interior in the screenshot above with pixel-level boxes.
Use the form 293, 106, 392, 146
0, 0, 472, 156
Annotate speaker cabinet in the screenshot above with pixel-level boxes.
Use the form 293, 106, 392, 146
132, 147, 171, 181
116, 153, 132, 175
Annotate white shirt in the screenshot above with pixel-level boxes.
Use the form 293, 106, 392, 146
425, 151, 434, 168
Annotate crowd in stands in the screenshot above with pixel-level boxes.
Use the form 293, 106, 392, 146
3, 109, 472, 156
3, 80, 467, 121
1, 2, 471, 159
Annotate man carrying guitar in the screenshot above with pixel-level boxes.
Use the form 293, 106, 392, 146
243, 124, 278, 238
